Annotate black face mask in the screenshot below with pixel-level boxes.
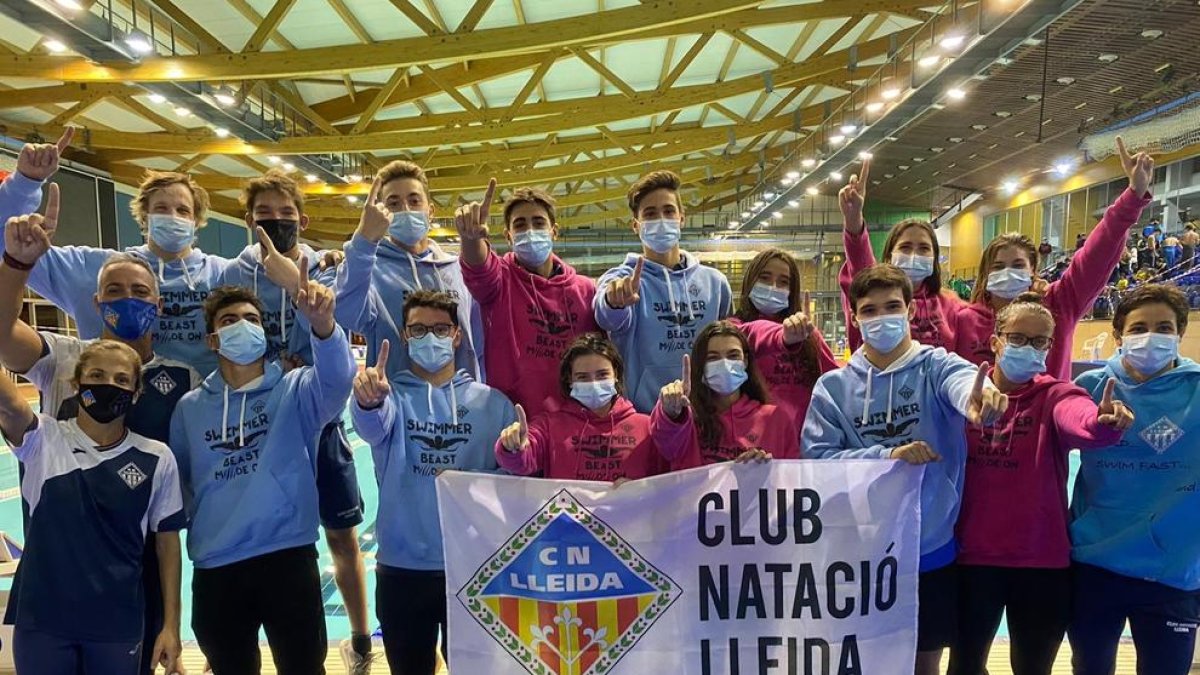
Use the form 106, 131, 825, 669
76, 384, 135, 424
256, 219, 299, 254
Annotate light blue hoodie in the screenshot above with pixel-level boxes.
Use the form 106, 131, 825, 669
593, 252, 732, 412
1072, 355, 1200, 591
168, 328, 355, 568
335, 233, 484, 382
0, 175, 228, 373
351, 368, 515, 571
221, 242, 337, 364
803, 343, 983, 570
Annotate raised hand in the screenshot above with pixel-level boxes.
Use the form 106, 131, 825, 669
499, 403, 530, 452
782, 293, 814, 345
966, 362, 1009, 426
838, 158, 869, 233
257, 225, 302, 292
353, 339, 392, 409
605, 256, 644, 309
358, 177, 391, 243
1096, 378, 1135, 430
16, 127, 73, 182
4, 183, 59, 267
734, 448, 772, 464
318, 249, 344, 271
293, 253, 336, 339
455, 178, 496, 242
659, 354, 692, 419
890, 441, 940, 464
1117, 136, 1154, 197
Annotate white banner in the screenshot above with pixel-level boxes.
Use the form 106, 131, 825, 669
438, 460, 922, 675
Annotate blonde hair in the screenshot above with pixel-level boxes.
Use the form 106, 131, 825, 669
131, 171, 210, 228
995, 293, 1055, 333
74, 340, 143, 396
376, 160, 429, 199
627, 170, 681, 217
241, 169, 304, 215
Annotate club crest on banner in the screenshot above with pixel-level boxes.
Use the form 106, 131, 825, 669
458, 490, 680, 675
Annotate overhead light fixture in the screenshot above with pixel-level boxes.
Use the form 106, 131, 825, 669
1003, 179, 1019, 194
214, 90, 237, 106
948, 137, 964, 143
1053, 160, 1074, 176
994, 111, 1012, 118
742, 211, 752, 218
305, 174, 318, 183
347, 195, 360, 204
282, 162, 296, 172
781, 177, 795, 186
830, 171, 844, 181
940, 33, 966, 50
788, 200, 800, 208
55, 0, 83, 10
866, 101, 885, 113
728, 220, 740, 228
347, 173, 363, 183
947, 87, 967, 100
881, 87, 901, 100
930, 147, 945, 153
44, 39, 67, 53
829, 134, 845, 145
971, 124, 989, 131
1097, 53, 1119, 63
883, 173, 895, 179
173, 105, 191, 117
806, 187, 819, 196
1140, 28, 1163, 39
268, 155, 281, 165
124, 31, 153, 55
214, 127, 230, 138
918, 54, 941, 68
773, 211, 784, 219
753, 200, 764, 208
898, 165, 910, 171
1024, 93, 1042, 102
858, 151, 873, 160
148, 93, 166, 104
840, 123, 858, 135
764, 192, 776, 199
1055, 76, 1076, 85
801, 158, 816, 168
786, 170, 801, 179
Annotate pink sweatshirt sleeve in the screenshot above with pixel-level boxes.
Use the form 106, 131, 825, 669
460, 248, 505, 307
1050, 385, 1125, 450
740, 319, 787, 357
839, 227, 878, 351
493, 417, 550, 476
650, 402, 699, 463
1046, 188, 1151, 321
812, 329, 839, 374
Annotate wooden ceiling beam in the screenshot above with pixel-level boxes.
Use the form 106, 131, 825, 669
456, 0, 496, 33
241, 0, 299, 53
658, 32, 714, 92
570, 48, 638, 99
350, 68, 410, 135
416, 64, 481, 113
388, 0, 445, 35
500, 49, 559, 123
725, 28, 787, 66
327, 0, 374, 43
0, 83, 129, 109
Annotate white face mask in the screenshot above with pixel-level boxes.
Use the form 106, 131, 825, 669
1121, 333, 1180, 376
987, 268, 1033, 299
891, 252, 935, 284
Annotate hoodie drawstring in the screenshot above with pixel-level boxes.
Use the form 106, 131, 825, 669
407, 252, 422, 290
221, 385, 249, 447
159, 257, 197, 291
279, 286, 289, 350
426, 379, 460, 426
862, 369, 873, 427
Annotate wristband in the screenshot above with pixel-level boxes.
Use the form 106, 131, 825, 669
2, 252, 34, 272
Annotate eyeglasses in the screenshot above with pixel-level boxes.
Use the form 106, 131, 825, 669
406, 323, 456, 339
998, 332, 1053, 351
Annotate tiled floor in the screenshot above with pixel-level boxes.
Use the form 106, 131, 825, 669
172, 641, 1158, 674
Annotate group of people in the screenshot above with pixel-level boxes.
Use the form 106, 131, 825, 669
0, 129, 1194, 675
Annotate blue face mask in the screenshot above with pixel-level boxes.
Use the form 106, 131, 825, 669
216, 320, 267, 365
147, 214, 196, 253
748, 283, 790, 316
858, 314, 909, 353
987, 268, 1033, 299
891, 252, 935, 284
1121, 332, 1179, 376
100, 298, 159, 340
998, 344, 1046, 384
639, 218, 681, 254
389, 211, 429, 247
513, 229, 554, 267
571, 379, 618, 411
408, 333, 455, 372
704, 359, 748, 396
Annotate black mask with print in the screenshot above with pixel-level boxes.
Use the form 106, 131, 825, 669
76, 384, 135, 424
256, 219, 299, 254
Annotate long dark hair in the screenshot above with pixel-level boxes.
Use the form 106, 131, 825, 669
558, 333, 625, 399
734, 248, 821, 385
690, 321, 770, 449
881, 219, 943, 295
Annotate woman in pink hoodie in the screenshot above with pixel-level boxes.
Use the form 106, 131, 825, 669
495, 333, 664, 481
955, 139, 1154, 380
651, 321, 799, 470
729, 248, 838, 431
950, 298, 1133, 675
837, 159, 965, 352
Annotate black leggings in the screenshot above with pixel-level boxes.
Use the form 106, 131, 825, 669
376, 565, 447, 675
947, 565, 1071, 675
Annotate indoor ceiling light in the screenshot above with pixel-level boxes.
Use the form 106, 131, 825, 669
883, 173, 895, 179
728, 220, 740, 227
918, 54, 941, 68
930, 147, 945, 153
173, 106, 191, 117
773, 211, 784, 219
994, 111, 1012, 118
947, 87, 966, 100
866, 101, 885, 113
801, 158, 816, 168
806, 187, 819, 196
858, 151, 873, 160
742, 211, 752, 218
55, 0, 82, 9
1097, 53, 1119, 63
282, 162, 296, 172
788, 200, 800, 208
830, 171, 843, 181
347, 195, 360, 204
781, 177, 794, 186
214, 127, 230, 138
268, 156, 281, 164
948, 137, 964, 143
1053, 161, 1074, 176
148, 93, 166, 104
753, 201, 764, 208
764, 192, 776, 199
940, 34, 966, 50
881, 87, 901, 100
124, 31, 153, 55
971, 124, 989, 131
1055, 76, 1076, 85
1003, 180, 1019, 194
44, 39, 67, 53
305, 174, 318, 183
1140, 29, 1163, 39
214, 91, 236, 106
786, 170, 801, 179
1024, 93, 1042, 101
829, 134, 845, 145
840, 123, 858, 135
347, 173, 363, 183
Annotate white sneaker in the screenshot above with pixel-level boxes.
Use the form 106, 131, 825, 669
340, 638, 378, 675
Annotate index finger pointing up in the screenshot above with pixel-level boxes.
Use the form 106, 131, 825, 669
1116, 136, 1131, 165
516, 403, 528, 430
44, 183, 60, 231
56, 126, 74, 153
971, 362, 989, 400
802, 290, 811, 313
682, 353, 692, 393
376, 339, 391, 372
367, 177, 382, 205
1101, 378, 1116, 406
631, 256, 644, 285
481, 177, 498, 214
297, 252, 309, 295
859, 157, 871, 186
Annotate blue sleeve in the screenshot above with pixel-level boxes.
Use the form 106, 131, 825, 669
1072, 369, 1106, 401
295, 327, 355, 432
334, 234, 381, 334
25, 246, 113, 321
483, 394, 517, 474
0, 174, 44, 240
350, 395, 396, 447
802, 380, 893, 460
592, 265, 634, 333
935, 350, 986, 419
167, 403, 195, 519
718, 272, 733, 319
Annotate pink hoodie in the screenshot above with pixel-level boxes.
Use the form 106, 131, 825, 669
650, 396, 800, 471
461, 250, 599, 418
957, 372, 1122, 568
729, 318, 838, 430
838, 227, 965, 352
493, 397, 664, 481
954, 187, 1151, 379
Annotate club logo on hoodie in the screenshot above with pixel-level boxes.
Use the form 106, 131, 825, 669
573, 429, 640, 480
1140, 416, 1184, 454
526, 308, 581, 360
407, 417, 473, 475
157, 289, 209, 343
459, 490, 679, 675
654, 299, 708, 353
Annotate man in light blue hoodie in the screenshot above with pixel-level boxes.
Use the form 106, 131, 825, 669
351, 289, 515, 674
1069, 283, 1200, 675
335, 160, 484, 383
802, 263, 1007, 675
221, 169, 374, 671
593, 170, 732, 412
169, 280, 355, 673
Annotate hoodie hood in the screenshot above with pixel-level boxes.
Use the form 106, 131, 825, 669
1071, 356, 1200, 590
198, 361, 284, 447
224, 242, 330, 364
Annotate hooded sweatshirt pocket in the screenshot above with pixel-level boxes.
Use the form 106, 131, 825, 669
1071, 504, 1167, 580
